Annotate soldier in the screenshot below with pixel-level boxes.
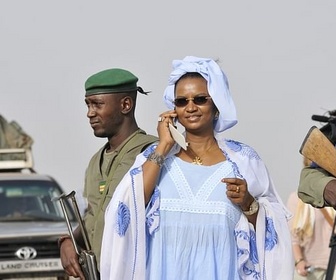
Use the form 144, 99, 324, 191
58, 68, 157, 279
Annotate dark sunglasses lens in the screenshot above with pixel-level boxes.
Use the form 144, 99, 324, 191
193, 96, 208, 105
174, 98, 188, 107
174, 96, 209, 107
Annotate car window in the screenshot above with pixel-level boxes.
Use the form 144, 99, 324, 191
0, 179, 74, 221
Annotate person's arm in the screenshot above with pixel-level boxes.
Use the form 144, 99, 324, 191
143, 142, 172, 204
292, 243, 308, 277
298, 167, 336, 207
59, 226, 85, 279
286, 193, 309, 276
58, 203, 91, 280
323, 179, 336, 208
142, 112, 176, 205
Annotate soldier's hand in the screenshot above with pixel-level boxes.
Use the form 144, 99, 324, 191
60, 238, 85, 280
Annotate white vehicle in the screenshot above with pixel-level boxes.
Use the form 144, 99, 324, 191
0, 148, 76, 280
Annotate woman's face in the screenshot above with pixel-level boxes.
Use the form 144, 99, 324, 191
174, 76, 216, 133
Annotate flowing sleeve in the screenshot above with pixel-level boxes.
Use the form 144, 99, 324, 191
221, 139, 294, 279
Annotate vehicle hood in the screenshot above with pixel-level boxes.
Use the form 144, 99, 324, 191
0, 221, 75, 239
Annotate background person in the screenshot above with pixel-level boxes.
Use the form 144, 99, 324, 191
101, 56, 293, 279
297, 117, 336, 280
288, 158, 336, 279
58, 68, 157, 279
287, 191, 335, 279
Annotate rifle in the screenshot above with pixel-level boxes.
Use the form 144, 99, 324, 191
299, 126, 336, 280
299, 126, 336, 177
53, 191, 100, 280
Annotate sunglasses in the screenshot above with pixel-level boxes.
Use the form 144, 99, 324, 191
173, 96, 212, 107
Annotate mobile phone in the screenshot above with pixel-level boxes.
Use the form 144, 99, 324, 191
168, 123, 188, 150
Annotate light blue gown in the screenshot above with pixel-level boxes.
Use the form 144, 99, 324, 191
146, 156, 242, 280
100, 140, 293, 280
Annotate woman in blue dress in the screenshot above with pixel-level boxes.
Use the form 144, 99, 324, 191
101, 56, 294, 280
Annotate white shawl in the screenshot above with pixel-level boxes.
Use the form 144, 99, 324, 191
100, 139, 294, 280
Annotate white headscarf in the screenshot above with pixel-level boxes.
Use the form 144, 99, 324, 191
163, 56, 238, 133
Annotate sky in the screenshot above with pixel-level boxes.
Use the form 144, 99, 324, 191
0, 0, 335, 203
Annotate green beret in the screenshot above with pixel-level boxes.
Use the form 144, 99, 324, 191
85, 68, 138, 96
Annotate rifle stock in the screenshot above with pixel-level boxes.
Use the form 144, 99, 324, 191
299, 126, 336, 177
